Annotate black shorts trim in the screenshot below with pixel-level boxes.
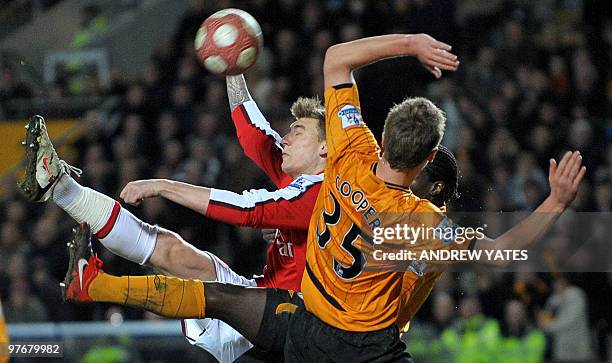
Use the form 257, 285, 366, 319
333, 83, 354, 90
305, 263, 346, 312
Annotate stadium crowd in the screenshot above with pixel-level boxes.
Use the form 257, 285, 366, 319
0, 0, 610, 361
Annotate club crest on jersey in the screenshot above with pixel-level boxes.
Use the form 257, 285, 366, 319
338, 105, 362, 128
289, 176, 308, 192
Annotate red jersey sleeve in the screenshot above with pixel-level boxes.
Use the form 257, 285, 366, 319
232, 100, 292, 187
206, 174, 323, 229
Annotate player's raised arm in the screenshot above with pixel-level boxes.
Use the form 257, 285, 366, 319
226, 75, 287, 186
120, 176, 322, 229
322, 34, 458, 163
323, 34, 459, 89
227, 74, 253, 111
387, 151, 585, 267
204, 176, 322, 229
473, 151, 586, 266
121, 179, 211, 211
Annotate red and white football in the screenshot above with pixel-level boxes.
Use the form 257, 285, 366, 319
194, 8, 263, 76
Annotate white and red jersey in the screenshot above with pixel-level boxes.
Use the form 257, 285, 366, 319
205, 101, 322, 291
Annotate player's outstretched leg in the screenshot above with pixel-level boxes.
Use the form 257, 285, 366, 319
18, 115, 157, 265
61, 223, 206, 319
61, 224, 271, 342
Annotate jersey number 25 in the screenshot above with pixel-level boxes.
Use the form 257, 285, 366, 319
316, 191, 366, 280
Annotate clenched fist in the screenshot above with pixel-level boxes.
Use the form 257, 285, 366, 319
120, 179, 167, 206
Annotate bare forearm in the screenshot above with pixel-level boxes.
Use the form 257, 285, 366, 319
324, 33, 458, 86
226, 74, 252, 111
324, 35, 415, 87
476, 196, 565, 264
475, 151, 585, 265
158, 180, 211, 215
327, 35, 413, 71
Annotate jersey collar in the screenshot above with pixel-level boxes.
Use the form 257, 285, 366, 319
370, 162, 412, 194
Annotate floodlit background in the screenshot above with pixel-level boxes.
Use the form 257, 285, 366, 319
0, 0, 610, 362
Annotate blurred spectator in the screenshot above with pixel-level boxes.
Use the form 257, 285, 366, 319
593, 178, 611, 212
430, 291, 456, 335
29, 218, 66, 278
513, 272, 549, 313
3, 277, 48, 323
464, 47, 503, 105
3, 200, 27, 225
71, 4, 108, 48
0, 67, 32, 100
539, 275, 593, 363
173, 0, 208, 59
453, 295, 485, 332
503, 300, 535, 338
0, 224, 27, 275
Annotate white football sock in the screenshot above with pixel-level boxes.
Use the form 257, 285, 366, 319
52, 173, 82, 210
96, 206, 157, 265
51, 173, 157, 264
58, 183, 115, 234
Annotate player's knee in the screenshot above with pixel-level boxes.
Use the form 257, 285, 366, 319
155, 228, 180, 248
150, 229, 184, 268
153, 229, 216, 280
153, 228, 177, 256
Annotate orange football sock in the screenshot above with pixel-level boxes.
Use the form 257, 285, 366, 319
88, 273, 206, 319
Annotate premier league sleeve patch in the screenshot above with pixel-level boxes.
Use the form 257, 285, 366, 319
436, 217, 458, 244
338, 105, 363, 129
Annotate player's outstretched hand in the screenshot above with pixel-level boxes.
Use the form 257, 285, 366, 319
548, 151, 587, 207
410, 34, 460, 78
120, 179, 164, 206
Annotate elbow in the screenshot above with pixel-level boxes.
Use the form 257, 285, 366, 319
324, 44, 342, 65
323, 44, 345, 75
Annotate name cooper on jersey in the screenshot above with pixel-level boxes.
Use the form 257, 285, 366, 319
335, 175, 381, 231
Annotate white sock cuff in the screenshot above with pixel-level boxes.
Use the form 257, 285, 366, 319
52, 173, 83, 210
64, 187, 116, 234
59, 184, 157, 265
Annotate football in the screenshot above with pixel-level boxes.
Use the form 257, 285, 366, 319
194, 8, 263, 76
